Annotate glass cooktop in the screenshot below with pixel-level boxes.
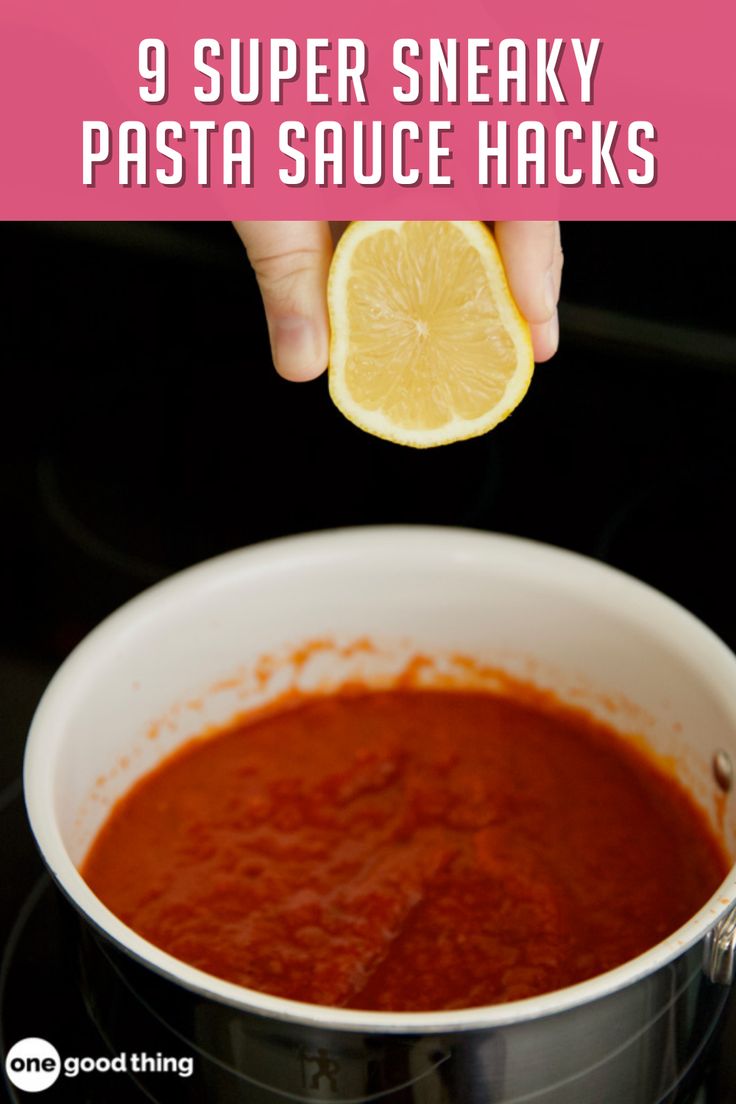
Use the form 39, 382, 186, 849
2, 221, 735, 1102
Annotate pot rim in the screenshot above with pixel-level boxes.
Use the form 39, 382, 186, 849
23, 526, 736, 1034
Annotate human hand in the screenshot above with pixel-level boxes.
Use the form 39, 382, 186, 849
233, 220, 562, 381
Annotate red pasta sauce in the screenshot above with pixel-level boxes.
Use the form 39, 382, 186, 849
82, 689, 730, 1011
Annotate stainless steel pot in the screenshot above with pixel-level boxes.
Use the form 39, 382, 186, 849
24, 528, 736, 1102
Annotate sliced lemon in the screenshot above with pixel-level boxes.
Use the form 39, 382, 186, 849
327, 221, 534, 448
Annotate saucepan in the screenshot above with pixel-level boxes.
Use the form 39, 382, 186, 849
24, 526, 736, 1102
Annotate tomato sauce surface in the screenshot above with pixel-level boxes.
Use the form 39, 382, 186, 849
82, 689, 730, 1011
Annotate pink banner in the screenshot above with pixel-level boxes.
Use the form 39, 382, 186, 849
1, 0, 733, 219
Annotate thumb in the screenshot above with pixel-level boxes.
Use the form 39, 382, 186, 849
234, 220, 333, 381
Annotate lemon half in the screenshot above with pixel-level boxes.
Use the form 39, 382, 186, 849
327, 220, 534, 448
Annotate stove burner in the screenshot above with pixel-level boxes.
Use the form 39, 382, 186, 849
0, 872, 154, 1103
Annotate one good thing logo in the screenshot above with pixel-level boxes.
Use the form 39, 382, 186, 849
5, 1038, 61, 1092
5, 1038, 194, 1092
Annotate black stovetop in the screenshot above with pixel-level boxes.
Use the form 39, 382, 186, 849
2, 221, 736, 1102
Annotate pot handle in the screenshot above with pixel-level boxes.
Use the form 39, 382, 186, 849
703, 903, 736, 985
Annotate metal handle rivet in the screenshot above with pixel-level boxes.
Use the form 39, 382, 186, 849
713, 749, 733, 793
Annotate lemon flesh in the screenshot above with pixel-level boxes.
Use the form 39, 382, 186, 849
328, 221, 534, 448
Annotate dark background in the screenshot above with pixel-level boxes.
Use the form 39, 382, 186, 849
1, 221, 735, 1101
2, 222, 736, 703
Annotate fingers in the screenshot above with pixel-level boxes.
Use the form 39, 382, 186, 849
493, 221, 563, 362
236, 219, 562, 379
233, 220, 333, 381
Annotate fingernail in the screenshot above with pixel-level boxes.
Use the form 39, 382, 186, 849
544, 269, 557, 317
547, 310, 559, 352
271, 317, 321, 380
